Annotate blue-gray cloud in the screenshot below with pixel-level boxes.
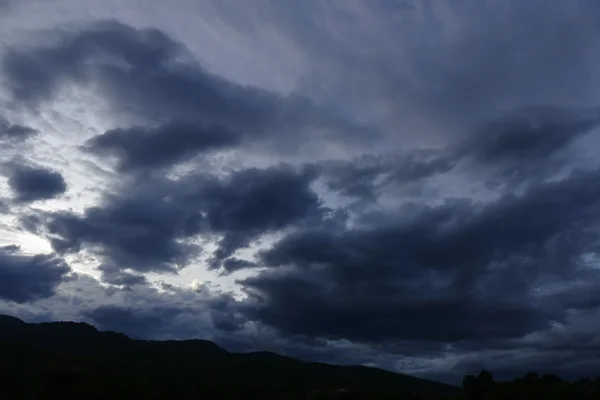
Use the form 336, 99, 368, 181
0, 246, 70, 303
240, 168, 600, 344
86, 121, 240, 172
26, 164, 326, 273
2, 20, 374, 159
7, 163, 67, 202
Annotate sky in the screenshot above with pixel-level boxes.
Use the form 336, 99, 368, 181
1, 0, 600, 385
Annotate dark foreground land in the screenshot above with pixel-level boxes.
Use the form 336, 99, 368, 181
0, 315, 599, 399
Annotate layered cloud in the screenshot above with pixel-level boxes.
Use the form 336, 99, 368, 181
24, 163, 326, 273
242, 168, 600, 344
0, 0, 600, 385
0, 245, 70, 303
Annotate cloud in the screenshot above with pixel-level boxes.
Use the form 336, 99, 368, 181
464, 105, 600, 162
25, 163, 326, 274
221, 258, 258, 274
83, 300, 246, 341
6, 163, 67, 202
0, 246, 70, 303
96, 263, 147, 287
71, 276, 246, 342
85, 121, 240, 172
317, 104, 600, 205
458, 105, 600, 187
0, 119, 39, 142
2, 20, 374, 159
0, 271, 247, 342
2, 20, 275, 129
240, 168, 600, 344
199, 164, 326, 267
40, 179, 203, 274
320, 150, 456, 202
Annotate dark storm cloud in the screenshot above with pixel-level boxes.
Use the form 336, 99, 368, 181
96, 264, 147, 286
221, 258, 258, 274
465, 106, 600, 162
0, 246, 70, 303
43, 187, 203, 274
86, 121, 240, 172
459, 105, 600, 187
1, 20, 274, 129
0, 118, 38, 142
240, 168, 600, 344
7, 163, 67, 202
199, 164, 325, 267
2, 20, 373, 156
320, 151, 456, 202
29, 164, 325, 273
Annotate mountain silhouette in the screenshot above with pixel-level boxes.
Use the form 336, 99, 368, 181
0, 314, 457, 398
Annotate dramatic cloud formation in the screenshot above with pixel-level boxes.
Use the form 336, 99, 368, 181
86, 122, 241, 172
7, 163, 67, 202
25, 163, 324, 274
0, 245, 70, 303
458, 105, 600, 188
242, 168, 600, 344
319, 150, 457, 203
1, 0, 600, 385
2, 20, 374, 160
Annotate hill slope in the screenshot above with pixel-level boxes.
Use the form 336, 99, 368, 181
0, 314, 458, 399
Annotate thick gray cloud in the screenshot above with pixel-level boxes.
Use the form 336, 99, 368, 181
2, 20, 274, 128
240, 168, 600, 344
221, 258, 258, 274
7, 163, 67, 202
320, 150, 456, 202
0, 245, 70, 303
40, 180, 204, 274
463, 105, 600, 163
96, 263, 147, 287
86, 121, 240, 172
458, 105, 600, 188
27, 163, 326, 274
2, 20, 374, 158
199, 164, 327, 267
